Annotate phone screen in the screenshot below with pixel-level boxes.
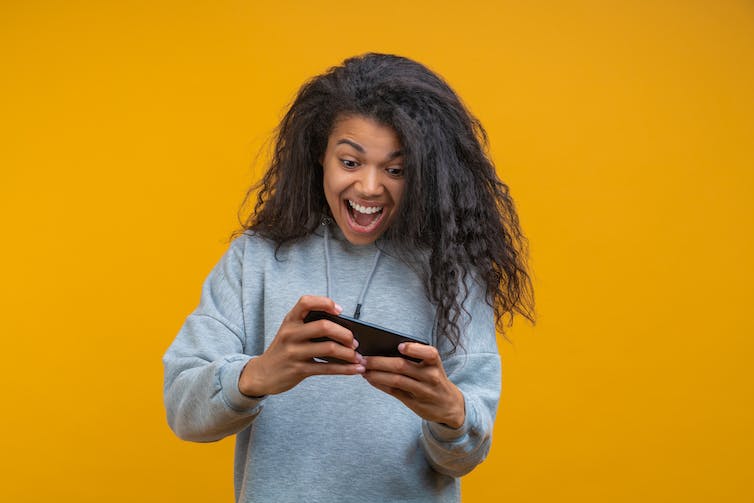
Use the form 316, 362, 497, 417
304, 311, 429, 363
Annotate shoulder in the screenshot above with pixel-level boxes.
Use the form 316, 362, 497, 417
228, 231, 273, 256
227, 231, 324, 267
461, 274, 497, 354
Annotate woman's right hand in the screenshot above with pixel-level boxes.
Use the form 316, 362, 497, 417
238, 295, 365, 397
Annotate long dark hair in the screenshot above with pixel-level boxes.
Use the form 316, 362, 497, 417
238, 53, 534, 353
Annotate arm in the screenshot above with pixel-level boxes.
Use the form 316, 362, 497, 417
419, 349, 500, 478
363, 283, 500, 477
162, 237, 262, 442
163, 237, 367, 442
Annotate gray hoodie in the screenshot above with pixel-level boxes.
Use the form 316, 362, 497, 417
163, 226, 501, 502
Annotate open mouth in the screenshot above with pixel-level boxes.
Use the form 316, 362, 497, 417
346, 199, 385, 232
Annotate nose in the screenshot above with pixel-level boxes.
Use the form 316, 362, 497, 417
355, 166, 384, 198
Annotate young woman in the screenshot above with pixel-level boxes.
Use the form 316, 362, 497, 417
163, 53, 534, 503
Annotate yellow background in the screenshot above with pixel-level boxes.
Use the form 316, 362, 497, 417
2, 1, 753, 501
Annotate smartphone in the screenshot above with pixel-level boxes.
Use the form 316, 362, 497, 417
304, 310, 428, 363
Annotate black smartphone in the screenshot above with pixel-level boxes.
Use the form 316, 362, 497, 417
304, 310, 428, 363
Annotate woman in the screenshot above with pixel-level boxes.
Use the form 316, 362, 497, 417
163, 53, 534, 502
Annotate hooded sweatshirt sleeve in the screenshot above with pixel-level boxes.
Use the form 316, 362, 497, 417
163, 236, 264, 442
419, 281, 502, 477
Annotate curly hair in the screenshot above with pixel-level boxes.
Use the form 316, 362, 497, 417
238, 53, 535, 353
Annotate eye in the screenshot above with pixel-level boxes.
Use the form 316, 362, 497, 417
386, 166, 404, 178
340, 158, 359, 169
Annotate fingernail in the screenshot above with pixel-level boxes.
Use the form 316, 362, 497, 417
334, 303, 343, 313
355, 365, 365, 373
398, 343, 406, 352
352, 338, 359, 349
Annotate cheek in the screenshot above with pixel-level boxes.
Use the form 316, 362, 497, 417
323, 164, 352, 195
392, 181, 407, 207
323, 181, 337, 208
322, 167, 345, 208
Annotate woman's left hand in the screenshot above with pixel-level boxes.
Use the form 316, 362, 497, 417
362, 343, 465, 429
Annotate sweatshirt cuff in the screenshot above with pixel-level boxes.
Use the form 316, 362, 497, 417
425, 394, 475, 442
218, 355, 266, 412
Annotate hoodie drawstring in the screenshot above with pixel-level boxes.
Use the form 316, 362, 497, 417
323, 219, 382, 320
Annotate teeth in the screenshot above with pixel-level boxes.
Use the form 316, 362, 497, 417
348, 200, 383, 214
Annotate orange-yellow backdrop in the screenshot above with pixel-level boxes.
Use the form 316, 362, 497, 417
2, 1, 753, 501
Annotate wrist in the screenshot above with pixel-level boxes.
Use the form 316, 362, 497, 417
441, 388, 466, 429
238, 357, 267, 398
442, 410, 465, 430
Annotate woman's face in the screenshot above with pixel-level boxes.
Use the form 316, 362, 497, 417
321, 115, 406, 245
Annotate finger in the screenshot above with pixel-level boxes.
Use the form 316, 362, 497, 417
370, 383, 411, 400
288, 295, 343, 321
363, 355, 424, 380
307, 339, 363, 364
299, 319, 356, 348
398, 343, 441, 365
302, 361, 366, 377
363, 369, 425, 397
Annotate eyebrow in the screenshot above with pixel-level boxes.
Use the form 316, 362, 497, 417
336, 139, 403, 160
